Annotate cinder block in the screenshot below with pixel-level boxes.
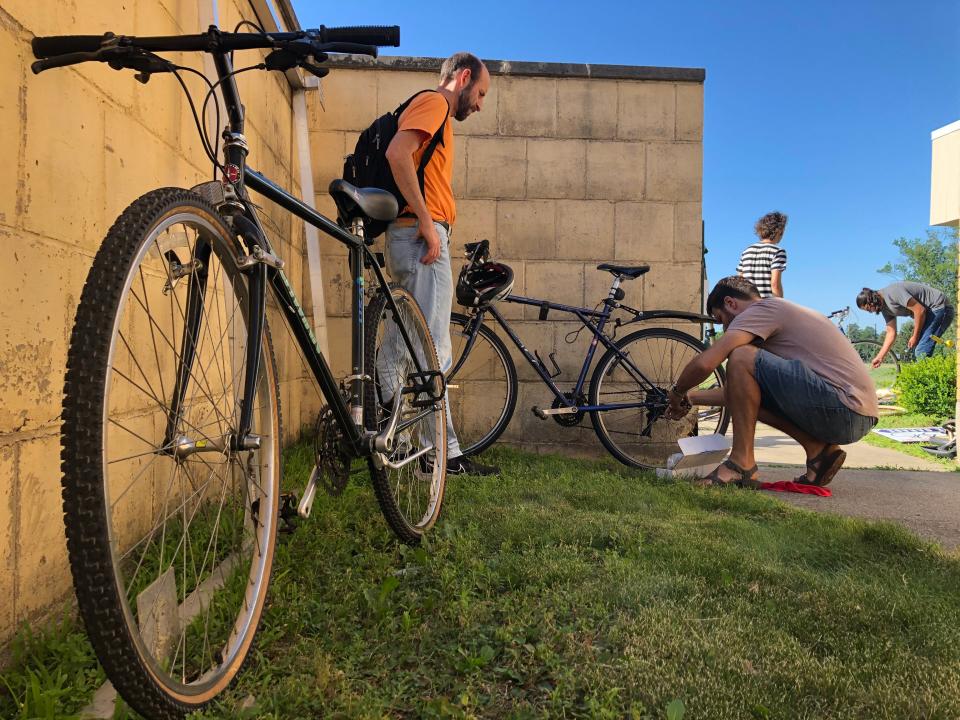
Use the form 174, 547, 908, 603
466, 137, 526, 199
522, 261, 583, 318
0, 28, 22, 228
646, 142, 702, 202
526, 139, 587, 199
310, 131, 347, 191
314, 70, 378, 131
325, 316, 353, 379
557, 79, 618, 139
132, 1, 183, 145
0, 235, 81, 435
15, 434, 71, 621
615, 202, 674, 262
458, 77, 498, 137
643, 262, 702, 312
322, 254, 353, 317
104, 113, 181, 232
506, 321, 556, 381
376, 70, 436, 115
586, 141, 644, 201
453, 140, 467, 197
618, 82, 676, 141
454, 199, 497, 247
557, 200, 615, 260
497, 200, 556, 260
676, 84, 704, 141
498, 77, 557, 138
23, 74, 106, 244
0, 445, 15, 638
3, 0, 79, 35
675, 203, 703, 263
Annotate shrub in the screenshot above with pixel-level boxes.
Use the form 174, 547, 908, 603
894, 353, 957, 417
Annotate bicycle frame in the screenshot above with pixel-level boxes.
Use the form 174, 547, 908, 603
171, 47, 431, 459
451, 281, 716, 415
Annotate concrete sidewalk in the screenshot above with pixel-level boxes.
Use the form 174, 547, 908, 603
741, 424, 959, 550
751, 423, 948, 471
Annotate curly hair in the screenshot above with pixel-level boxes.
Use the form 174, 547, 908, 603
706, 276, 761, 315
754, 211, 788, 243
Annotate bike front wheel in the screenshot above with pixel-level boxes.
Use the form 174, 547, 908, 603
589, 328, 729, 468
364, 285, 447, 544
61, 189, 281, 719
447, 312, 518, 456
850, 339, 900, 391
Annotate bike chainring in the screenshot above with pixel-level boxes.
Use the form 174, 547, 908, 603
314, 404, 351, 496
552, 392, 587, 427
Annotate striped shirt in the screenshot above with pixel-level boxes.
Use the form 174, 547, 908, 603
737, 242, 787, 298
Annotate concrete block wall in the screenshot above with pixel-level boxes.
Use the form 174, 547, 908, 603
0, 0, 320, 649
309, 56, 705, 459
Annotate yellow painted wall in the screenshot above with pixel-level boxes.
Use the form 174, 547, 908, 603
309, 62, 705, 459
0, 0, 320, 647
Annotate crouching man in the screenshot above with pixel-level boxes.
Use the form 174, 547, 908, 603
667, 276, 878, 487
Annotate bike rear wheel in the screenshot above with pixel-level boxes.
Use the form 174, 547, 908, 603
364, 285, 447, 544
448, 312, 518, 455
589, 328, 728, 468
61, 189, 281, 719
850, 339, 900, 391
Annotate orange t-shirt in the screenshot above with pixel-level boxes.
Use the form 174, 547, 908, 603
396, 91, 455, 225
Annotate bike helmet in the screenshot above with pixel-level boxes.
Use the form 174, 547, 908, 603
456, 261, 514, 308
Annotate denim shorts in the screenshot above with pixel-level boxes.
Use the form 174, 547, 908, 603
754, 350, 877, 445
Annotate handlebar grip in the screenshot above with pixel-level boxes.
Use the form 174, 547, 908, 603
32, 35, 105, 58
31, 51, 98, 74
319, 25, 400, 47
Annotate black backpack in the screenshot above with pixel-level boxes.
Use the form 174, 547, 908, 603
342, 90, 448, 239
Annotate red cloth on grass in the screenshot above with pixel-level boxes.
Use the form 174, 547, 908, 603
759, 480, 832, 497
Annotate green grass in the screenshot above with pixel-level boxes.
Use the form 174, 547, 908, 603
5, 446, 960, 718
861, 412, 958, 469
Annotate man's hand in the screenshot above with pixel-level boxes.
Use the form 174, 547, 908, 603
871, 354, 883, 369
665, 388, 692, 421
418, 219, 441, 265
907, 335, 918, 350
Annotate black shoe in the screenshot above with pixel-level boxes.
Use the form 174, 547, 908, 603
447, 455, 500, 477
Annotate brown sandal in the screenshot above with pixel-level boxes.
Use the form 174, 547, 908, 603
794, 445, 846, 487
698, 459, 761, 489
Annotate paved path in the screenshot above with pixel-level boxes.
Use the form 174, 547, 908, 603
741, 424, 959, 551
751, 423, 948, 471
757, 466, 960, 551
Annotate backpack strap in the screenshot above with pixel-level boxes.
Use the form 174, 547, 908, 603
395, 90, 450, 199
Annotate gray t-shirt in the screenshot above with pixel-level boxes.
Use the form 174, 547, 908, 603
729, 297, 879, 418
879, 281, 948, 323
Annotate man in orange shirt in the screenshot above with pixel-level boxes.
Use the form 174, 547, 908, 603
384, 52, 496, 476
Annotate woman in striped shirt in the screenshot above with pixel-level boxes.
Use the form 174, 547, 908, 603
737, 211, 788, 298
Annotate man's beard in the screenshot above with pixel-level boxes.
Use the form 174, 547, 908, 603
454, 80, 476, 121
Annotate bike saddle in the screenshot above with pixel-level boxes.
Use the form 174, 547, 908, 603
328, 179, 398, 223
596, 263, 650, 279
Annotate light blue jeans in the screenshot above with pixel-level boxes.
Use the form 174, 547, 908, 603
379, 220, 463, 459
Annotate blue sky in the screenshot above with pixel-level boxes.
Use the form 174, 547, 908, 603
296, 0, 959, 329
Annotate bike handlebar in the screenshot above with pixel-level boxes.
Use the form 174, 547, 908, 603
31, 25, 400, 73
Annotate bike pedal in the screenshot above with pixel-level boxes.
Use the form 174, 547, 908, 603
279, 492, 299, 534
532, 406, 547, 420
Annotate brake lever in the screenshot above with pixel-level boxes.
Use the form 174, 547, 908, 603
300, 61, 329, 79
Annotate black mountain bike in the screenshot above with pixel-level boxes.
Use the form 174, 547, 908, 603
33, 25, 446, 719
447, 240, 730, 468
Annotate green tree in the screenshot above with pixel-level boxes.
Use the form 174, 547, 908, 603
877, 227, 958, 307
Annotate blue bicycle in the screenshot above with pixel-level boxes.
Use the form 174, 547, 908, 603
447, 240, 730, 468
